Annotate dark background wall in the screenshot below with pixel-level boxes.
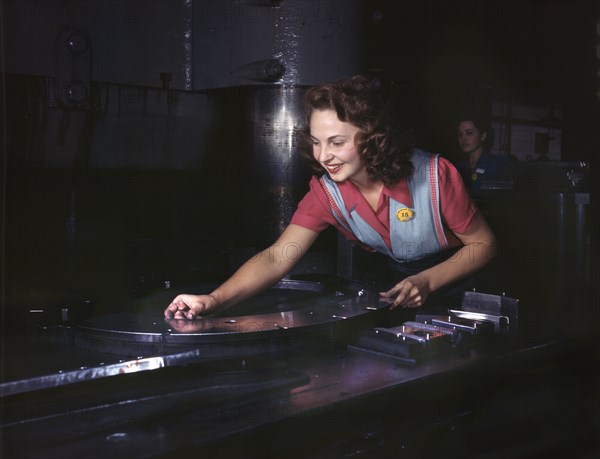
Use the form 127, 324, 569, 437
363, 0, 599, 162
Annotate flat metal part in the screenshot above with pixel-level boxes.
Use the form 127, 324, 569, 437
461, 291, 519, 320
0, 353, 170, 397
3, 346, 310, 397
401, 321, 456, 335
430, 317, 493, 335
74, 279, 389, 355
353, 321, 454, 362
6, 279, 387, 395
374, 324, 450, 344
449, 309, 510, 332
397, 332, 428, 344
2, 278, 390, 397
373, 327, 401, 338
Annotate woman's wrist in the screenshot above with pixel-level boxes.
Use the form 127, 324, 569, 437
206, 291, 224, 310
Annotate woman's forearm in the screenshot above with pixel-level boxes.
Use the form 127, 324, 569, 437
208, 224, 320, 309
208, 246, 294, 308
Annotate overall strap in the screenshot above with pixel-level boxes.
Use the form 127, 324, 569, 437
318, 177, 352, 233
388, 150, 448, 261
427, 153, 448, 249
320, 175, 394, 257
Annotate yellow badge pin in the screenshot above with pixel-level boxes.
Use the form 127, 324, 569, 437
396, 207, 415, 222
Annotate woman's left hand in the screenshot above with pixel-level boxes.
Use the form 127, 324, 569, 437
379, 275, 431, 309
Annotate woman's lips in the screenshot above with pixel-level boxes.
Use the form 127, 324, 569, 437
325, 163, 343, 174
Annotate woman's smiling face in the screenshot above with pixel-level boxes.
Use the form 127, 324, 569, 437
310, 109, 367, 183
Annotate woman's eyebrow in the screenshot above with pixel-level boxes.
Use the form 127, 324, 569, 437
310, 134, 347, 141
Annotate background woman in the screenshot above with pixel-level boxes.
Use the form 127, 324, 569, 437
456, 117, 510, 190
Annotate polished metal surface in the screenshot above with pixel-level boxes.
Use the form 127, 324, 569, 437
352, 319, 456, 364
4, 332, 595, 459
0, 279, 389, 396
250, 86, 310, 241
458, 291, 519, 334
430, 317, 494, 335
448, 309, 510, 332
1, 353, 166, 397
76, 278, 388, 347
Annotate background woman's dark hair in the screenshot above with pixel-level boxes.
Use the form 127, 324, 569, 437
457, 115, 494, 151
300, 75, 414, 186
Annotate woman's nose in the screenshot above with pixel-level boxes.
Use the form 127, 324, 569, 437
317, 145, 332, 162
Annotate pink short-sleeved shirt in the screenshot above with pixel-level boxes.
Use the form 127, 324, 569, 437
290, 156, 477, 250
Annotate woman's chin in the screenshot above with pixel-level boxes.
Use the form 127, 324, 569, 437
328, 173, 347, 182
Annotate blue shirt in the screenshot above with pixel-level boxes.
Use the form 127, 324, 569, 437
456, 151, 511, 190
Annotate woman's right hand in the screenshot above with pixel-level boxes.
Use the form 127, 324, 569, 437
164, 294, 218, 319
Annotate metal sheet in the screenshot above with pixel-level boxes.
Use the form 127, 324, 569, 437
3, 279, 387, 396
75, 279, 388, 354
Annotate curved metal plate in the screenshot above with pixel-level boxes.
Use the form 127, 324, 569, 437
75, 278, 390, 357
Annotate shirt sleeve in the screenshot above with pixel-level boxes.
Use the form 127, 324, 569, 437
290, 176, 361, 243
290, 176, 336, 232
438, 156, 478, 234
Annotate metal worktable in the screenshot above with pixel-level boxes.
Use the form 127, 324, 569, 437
2, 279, 598, 458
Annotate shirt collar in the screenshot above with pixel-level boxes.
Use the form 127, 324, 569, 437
382, 179, 413, 209
337, 178, 413, 211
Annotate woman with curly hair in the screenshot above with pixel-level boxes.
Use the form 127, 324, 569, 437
165, 76, 496, 318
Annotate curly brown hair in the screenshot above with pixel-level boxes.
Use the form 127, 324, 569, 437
300, 75, 414, 186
